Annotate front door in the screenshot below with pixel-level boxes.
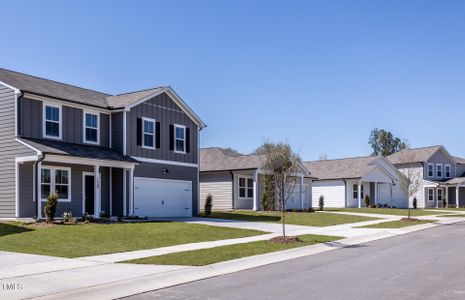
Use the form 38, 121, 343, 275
84, 175, 95, 215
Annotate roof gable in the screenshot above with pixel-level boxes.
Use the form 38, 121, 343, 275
304, 156, 378, 180
387, 145, 456, 165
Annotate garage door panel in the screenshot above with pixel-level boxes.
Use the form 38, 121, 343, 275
134, 177, 192, 217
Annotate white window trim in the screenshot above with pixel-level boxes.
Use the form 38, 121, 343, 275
437, 188, 443, 201
174, 124, 186, 154
42, 102, 62, 140
40, 166, 71, 202
445, 164, 451, 178
142, 117, 156, 150
353, 184, 364, 199
427, 188, 434, 202
238, 176, 254, 199
427, 163, 434, 178
436, 163, 443, 178
83, 110, 100, 145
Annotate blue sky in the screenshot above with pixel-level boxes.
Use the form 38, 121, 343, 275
1, 0, 465, 160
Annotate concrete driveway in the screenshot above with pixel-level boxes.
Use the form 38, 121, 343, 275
128, 221, 465, 300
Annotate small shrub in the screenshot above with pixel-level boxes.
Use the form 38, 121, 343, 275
413, 197, 417, 209
364, 194, 370, 208
319, 195, 324, 211
442, 197, 447, 208
44, 192, 58, 223
82, 213, 93, 223
99, 211, 110, 219
204, 194, 213, 216
62, 211, 76, 224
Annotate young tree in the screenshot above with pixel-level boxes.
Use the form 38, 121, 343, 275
260, 141, 302, 238
397, 151, 422, 219
369, 128, 408, 156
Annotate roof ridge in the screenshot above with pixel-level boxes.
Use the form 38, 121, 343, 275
113, 86, 166, 97
0, 67, 111, 96
305, 155, 376, 163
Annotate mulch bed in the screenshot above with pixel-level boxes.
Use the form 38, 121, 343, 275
269, 236, 303, 244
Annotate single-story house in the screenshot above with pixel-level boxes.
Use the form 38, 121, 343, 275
199, 147, 312, 211
304, 155, 408, 208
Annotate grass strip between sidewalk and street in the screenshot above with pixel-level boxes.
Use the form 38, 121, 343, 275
357, 219, 433, 229
124, 234, 342, 266
325, 208, 444, 216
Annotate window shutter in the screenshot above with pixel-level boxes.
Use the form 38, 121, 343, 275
186, 128, 190, 153
136, 118, 142, 146
155, 122, 161, 148
169, 124, 174, 151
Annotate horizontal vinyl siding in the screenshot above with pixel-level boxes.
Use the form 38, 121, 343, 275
0, 84, 36, 217
200, 172, 233, 211
312, 180, 346, 208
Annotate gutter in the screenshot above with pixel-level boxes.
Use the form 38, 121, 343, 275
230, 171, 235, 210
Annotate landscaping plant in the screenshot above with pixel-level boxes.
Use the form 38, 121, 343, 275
319, 195, 324, 211
44, 192, 58, 223
204, 194, 213, 216
442, 197, 447, 208
413, 197, 417, 209
364, 194, 370, 208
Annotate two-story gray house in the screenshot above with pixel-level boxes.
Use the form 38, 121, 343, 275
387, 146, 465, 208
0, 68, 206, 219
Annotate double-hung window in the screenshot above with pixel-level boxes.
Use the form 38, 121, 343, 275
41, 167, 70, 201
353, 184, 364, 199
44, 104, 61, 139
142, 118, 155, 149
84, 112, 99, 144
174, 124, 186, 153
428, 188, 434, 202
427, 164, 434, 177
445, 165, 451, 178
437, 188, 443, 203
239, 177, 254, 198
436, 164, 443, 178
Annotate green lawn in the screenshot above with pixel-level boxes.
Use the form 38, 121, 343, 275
125, 234, 341, 266
326, 208, 443, 216
208, 211, 377, 226
358, 219, 433, 228
0, 222, 264, 258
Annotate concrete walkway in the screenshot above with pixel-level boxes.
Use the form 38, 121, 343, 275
1, 213, 463, 300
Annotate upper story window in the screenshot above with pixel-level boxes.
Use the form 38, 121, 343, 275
40, 167, 70, 202
174, 124, 186, 153
239, 177, 254, 198
84, 112, 99, 144
142, 117, 155, 149
43, 104, 61, 139
445, 164, 451, 178
436, 164, 443, 178
427, 164, 434, 177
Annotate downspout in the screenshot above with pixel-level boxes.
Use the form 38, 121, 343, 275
230, 171, 235, 210
343, 179, 347, 207
33, 154, 45, 220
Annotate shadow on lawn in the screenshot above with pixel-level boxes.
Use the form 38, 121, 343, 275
0, 222, 33, 237
208, 212, 281, 222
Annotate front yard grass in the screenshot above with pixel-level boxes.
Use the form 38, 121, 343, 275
326, 208, 443, 216
208, 211, 377, 226
358, 219, 433, 229
0, 222, 264, 258
125, 234, 342, 266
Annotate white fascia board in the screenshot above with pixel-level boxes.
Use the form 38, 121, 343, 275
15, 138, 42, 155
131, 156, 199, 168
44, 154, 137, 169
0, 80, 20, 94
23, 93, 112, 115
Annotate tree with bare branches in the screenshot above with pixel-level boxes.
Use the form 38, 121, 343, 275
396, 151, 422, 219
260, 141, 302, 239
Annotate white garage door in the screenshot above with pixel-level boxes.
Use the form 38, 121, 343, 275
134, 177, 192, 217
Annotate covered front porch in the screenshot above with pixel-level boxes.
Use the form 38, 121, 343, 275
424, 178, 465, 208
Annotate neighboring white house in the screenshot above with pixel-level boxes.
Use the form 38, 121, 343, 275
199, 148, 313, 211
304, 156, 408, 208
387, 145, 465, 208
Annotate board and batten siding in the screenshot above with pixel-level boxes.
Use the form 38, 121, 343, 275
126, 92, 198, 164
19, 97, 110, 147
0, 84, 36, 217
200, 172, 233, 211
312, 180, 346, 208
111, 112, 124, 152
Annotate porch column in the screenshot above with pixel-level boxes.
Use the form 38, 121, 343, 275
445, 187, 449, 208
252, 170, 258, 211
300, 175, 304, 210
129, 168, 134, 216
435, 187, 438, 208
374, 182, 378, 206
358, 180, 362, 208
94, 165, 100, 217
123, 169, 127, 216
37, 162, 42, 219
457, 185, 460, 208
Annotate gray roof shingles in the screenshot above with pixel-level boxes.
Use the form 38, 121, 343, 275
200, 148, 265, 172
303, 156, 379, 180
20, 138, 138, 163
387, 146, 443, 165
